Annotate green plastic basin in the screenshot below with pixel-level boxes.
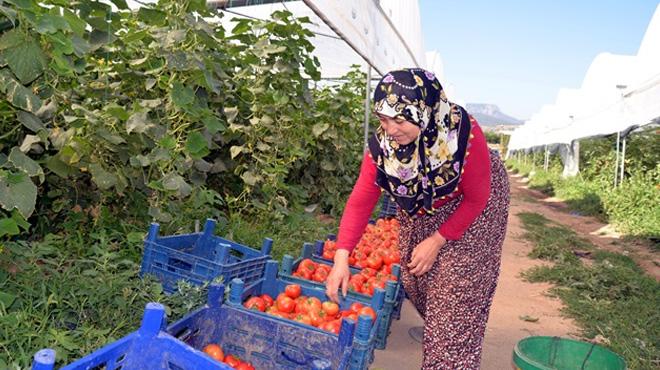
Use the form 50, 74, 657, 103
512, 336, 626, 370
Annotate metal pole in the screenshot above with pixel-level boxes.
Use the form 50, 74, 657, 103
363, 66, 372, 150
620, 135, 626, 185
613, 131, 620, 187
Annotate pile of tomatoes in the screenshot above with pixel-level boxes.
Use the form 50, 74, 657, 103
292, 259, 398, 296
242, 284, 377, 335
202, 343, 254, 369
321, 218, 401, 273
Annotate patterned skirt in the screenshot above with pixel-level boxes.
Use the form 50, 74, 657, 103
396, 150, 510, 369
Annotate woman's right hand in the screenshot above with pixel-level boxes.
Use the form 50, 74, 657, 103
325, 249, 351, 303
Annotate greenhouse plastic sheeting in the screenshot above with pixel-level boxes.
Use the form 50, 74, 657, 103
508, 3, 660, 152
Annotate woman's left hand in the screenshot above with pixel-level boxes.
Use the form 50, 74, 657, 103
408, 232, 447, 276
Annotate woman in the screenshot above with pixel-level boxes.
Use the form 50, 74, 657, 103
326, 68, 510, 369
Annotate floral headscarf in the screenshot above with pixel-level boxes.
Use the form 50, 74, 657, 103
368, 68, 472, 216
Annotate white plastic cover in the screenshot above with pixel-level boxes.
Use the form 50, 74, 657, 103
508, 3, 660, 152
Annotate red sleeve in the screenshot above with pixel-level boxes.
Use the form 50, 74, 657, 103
438, 119, 491, 240
336, 152, 382, 252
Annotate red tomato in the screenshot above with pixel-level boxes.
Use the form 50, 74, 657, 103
361, 267, 378, 277
293, 313, 313, 326
202, 343, 224, 361
312, 268, 328, 282
305, 296, 322, 312
327, 319, 342, 334
322, 301, 339, 317
285, 284, 302, 299
358, 306, 377, 322
349, 302, 364, 313
243, 296, 266, 312
308, 310, 326, 327
260, 294, 274, 307
224, 355, 240, 367
322, 249, 334, 260
276, 295, 296, 313
236, 363, 255, 370
299, 258, 317, 273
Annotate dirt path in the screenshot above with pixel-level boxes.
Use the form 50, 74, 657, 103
372, 170, 660, 369
511, 173, 660, 281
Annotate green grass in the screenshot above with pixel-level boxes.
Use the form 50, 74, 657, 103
223, 210, 338, 262
0, 206, 339, 369
0, 228, 211, 369
517, 212, 660, 369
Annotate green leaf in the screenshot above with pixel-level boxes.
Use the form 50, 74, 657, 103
0, 6, 17, 25
95, 128, 126, 145
161, 173, 192, 198
126, 111, 154, 134
88, 163, 117, 190
203, 115, 225, 134
170, 82, 195, 108
0, 291, 17, 308
71, 35, 92, 57
36, 14, 71, 34
45, 156, 74, 177
159, 136, 176, 150
17, 111, 45, 132
47, 31, 74, 55
62, 8, 87, 36
0, 31, 47, 84
241, 170, 261, 186
185, 132, 209, 159
109, 0, 129, 10
104, 103, 129, 121
312, 123, 329, 137
165, 29, 187, 47
230, 145, 244, 159
0, 70, 42, 112
89, 30, 116, 51
137, 8, 167, 26
129, 155, 150, 167
11, 209, 29, 230
8, 147, 44, 182
0, 218, 19, 237
0, 171, 37, 218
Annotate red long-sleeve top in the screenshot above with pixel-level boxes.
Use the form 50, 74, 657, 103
336, 119, 491, 252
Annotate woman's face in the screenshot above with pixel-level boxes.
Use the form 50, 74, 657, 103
377, 114, 421, 145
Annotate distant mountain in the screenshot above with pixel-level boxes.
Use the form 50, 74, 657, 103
465, 103, 523, 126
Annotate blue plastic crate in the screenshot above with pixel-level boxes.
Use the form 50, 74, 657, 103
280, 242, 402, 350
140, 219, 272, 293
166, 261, 386, 370
32, 303, 232, 370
